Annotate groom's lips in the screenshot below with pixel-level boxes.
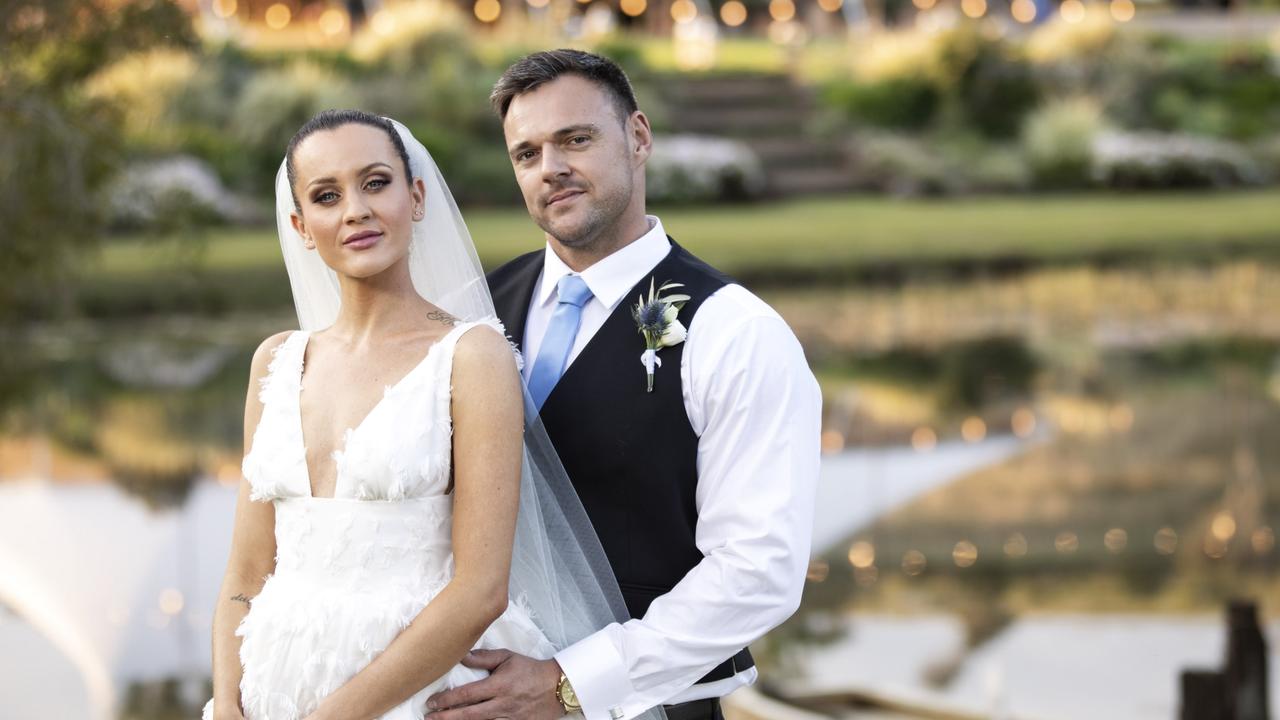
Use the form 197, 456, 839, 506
342, 230, 382, 249
545, 190, 583, 208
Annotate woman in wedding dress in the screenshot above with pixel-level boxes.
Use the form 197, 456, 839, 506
202, 110, 623, 720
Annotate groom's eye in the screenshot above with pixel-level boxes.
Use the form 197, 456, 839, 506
516, 150, 537, 163
568, 135, 589, 146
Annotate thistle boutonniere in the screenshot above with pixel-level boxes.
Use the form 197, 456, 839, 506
632, 278, 691, 392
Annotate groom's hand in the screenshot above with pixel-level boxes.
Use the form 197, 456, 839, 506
425, 649, 565, 720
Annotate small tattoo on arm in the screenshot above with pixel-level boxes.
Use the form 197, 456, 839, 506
230, 593, 251, 606
426, 310, 457, 326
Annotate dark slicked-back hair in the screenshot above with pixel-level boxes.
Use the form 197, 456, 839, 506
490, 49, 639, 123
285, 109, 413, 211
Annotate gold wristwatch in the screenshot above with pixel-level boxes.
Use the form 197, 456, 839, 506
556, 672, 582, 714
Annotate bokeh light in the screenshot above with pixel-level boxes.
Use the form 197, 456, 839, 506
1104, 528, 1128, 554
953, 540, 979, 568
848, 540, 876, 569
474, 0, 501, 22
621, 0, 647, 16
264, 2, 292, 29
212, 0, 237, 19
1060, 0, 1086, 22
1110, 0, 1135, 22
1253, 527, 1275, 555
720, 0, 748, 25
1011, 0, 1036, 23
1055, 531, 1079, 554
818, 0, 844, 11
902, 549, 927, 576
1154, 527, 1179, 555
1012, 407, 1037, 438
318, 7, 347, 35
671, 0, 698, 23
961, 416, 987, 443
158, 588, 184, 616
1211, 512, 1237, 542
911, 426, 937, 452
961, 0, 987, 18
769, 0, 796, 22
1004, 532, 1029, 558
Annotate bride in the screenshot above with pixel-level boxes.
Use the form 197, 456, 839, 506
204, 110, 659, 720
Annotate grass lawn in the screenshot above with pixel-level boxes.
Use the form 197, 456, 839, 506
98, 190, 1280, 283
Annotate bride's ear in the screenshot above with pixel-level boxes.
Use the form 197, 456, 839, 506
410, 177, 427, 221
290, 212, 316, 249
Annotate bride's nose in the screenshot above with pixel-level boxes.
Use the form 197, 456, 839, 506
343, 192, 374, 224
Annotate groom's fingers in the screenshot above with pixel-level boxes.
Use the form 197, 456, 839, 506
424, 698, 507, 720
462, 648, 514, 670
427, 675, 498, 713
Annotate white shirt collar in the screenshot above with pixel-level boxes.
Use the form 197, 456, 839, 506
536, 215, 672, 311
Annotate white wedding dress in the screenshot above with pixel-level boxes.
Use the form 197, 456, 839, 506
203, 319, 557, 720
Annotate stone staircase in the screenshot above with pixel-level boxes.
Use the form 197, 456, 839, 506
657, 73, 855, 197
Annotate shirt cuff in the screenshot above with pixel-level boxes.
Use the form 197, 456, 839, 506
555, 627, 636, 720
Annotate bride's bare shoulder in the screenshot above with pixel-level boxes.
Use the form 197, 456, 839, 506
247, 330, 297, 383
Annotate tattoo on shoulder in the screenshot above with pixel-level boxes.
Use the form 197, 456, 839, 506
426, 310, 457, 326
230, 593, 251, 606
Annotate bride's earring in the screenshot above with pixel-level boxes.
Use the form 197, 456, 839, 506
412, 207, 424, 220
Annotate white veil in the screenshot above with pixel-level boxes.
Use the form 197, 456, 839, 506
275, 119, 666, 720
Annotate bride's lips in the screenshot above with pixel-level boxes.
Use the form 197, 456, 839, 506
545, 190, 583, 208
342, 230, 383, 250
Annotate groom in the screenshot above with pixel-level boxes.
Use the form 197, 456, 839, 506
426, 50, 821, 720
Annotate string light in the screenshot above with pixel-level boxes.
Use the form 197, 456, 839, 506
1004, 532, 1028, 558
902, 550, 927, 576
848, 541, 875, 569
818, 0, 843, 10
1154, 527, 1178, 555
620, 0, 646, 16
1055, 531, 1079, 554
953, 540, 978, 567
961, 417, 987, 443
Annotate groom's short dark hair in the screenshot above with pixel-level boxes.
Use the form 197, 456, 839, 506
490, 49, 639, 123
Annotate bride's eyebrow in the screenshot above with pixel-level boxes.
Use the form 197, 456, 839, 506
306, 162, 394, 189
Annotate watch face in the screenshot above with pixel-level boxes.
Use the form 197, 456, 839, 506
559, 679, 580, 708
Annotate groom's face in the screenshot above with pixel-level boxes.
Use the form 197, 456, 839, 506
503, 75, 643, 251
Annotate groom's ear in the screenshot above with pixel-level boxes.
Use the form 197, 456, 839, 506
628, 111, 653, 166
290, 212, 316, 250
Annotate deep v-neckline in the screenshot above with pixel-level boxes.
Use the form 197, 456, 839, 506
293, 324, 464, 499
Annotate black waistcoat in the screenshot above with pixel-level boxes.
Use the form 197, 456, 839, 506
488, 239, 754, 685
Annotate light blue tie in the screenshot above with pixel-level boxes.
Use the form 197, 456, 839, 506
528, 275, 593, 410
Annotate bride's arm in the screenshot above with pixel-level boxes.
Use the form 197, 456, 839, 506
209, 333, 287, 719
308, 325, 524, 720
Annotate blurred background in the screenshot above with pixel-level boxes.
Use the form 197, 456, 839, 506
2, 0, 1280, 717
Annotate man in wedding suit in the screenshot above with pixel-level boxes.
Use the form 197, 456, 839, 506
425, 49, 821, 720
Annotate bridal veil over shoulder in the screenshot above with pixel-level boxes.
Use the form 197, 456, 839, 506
257, 120, 665, 720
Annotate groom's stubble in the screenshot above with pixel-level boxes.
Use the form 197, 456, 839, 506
533, 142, 636, 257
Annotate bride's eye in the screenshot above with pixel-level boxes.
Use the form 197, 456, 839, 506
314, 190, 338, 204
365, 177, 389, 191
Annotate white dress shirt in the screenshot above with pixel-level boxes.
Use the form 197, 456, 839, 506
524, 217, 822, 720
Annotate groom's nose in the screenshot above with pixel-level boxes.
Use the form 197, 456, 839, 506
539, 146, 571, 182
